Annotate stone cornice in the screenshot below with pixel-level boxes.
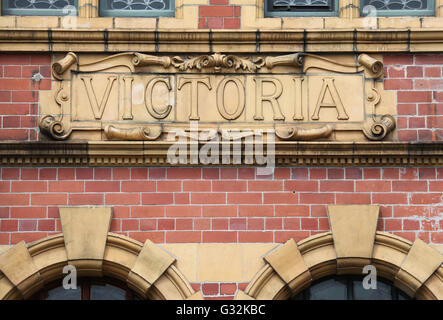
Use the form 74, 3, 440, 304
1, 29, 443, 52
0, 141, 441, 167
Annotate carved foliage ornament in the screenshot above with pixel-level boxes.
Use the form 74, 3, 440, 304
41, 51, 395, 142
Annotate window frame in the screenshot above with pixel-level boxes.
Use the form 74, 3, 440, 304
1, 0, 79, 16
359, 0, 436, 17
292, 275, 412, 300
264, 0, 339, 17
30, 277, 142, 300
99, 0, 175, 17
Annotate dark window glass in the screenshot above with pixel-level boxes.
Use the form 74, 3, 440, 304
292, 275, 413, 300
360, 0, 435, 16
309, 278, 347, 300
99, 0, 174, 17
30, 277, 140, 300
46, 285, 82, 300
265, 0, 337, 16
2, 0, 77, 16
90, 283, 126, 300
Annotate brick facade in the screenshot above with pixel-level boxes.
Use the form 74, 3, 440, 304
384, 54, 443, 141
0, 166, 441, 246
0, 54, 50, 141
0, 52, 442, 299
198, 2, 241, 29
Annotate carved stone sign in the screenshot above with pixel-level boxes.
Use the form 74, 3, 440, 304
39, 52, 396, 142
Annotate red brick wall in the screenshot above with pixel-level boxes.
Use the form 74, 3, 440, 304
1, 53, 442, 142
195, 282, 249, 300
0, 54, 51, 141
0, 53, 442, 299
198, 1, 241, 29
384, 54, 443, 141
0, 167, 441, 246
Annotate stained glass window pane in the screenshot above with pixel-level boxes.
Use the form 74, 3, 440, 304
291, 276, 413, 300
90, 283, 126, 300
99, 0, 175, 16
265, 0, 337, 17
308, 278, 348, 300
360, 0, 435, 16
2, 0, 77, 15
46, 285, 82, 300
352, 279, 392, 300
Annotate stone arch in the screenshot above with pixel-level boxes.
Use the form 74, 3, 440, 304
237, 205, 443, 300
0, 207, 202, 300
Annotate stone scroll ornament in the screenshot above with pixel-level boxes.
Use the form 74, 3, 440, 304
40, 51, 395, 141
41, 52, 78, 140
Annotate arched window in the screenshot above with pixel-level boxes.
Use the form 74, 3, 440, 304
292, 275, 411, 300
30, 277, 141, 300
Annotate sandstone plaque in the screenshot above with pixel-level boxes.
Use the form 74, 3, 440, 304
39, 52, 396, 143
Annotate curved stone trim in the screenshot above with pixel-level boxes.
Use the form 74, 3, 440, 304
394, 238, 443, 297
237, 205, 443, 300
0, 207, 196, 300
263, 239, 311, 293
0, 241, 43, 299
127, 239, 176, 297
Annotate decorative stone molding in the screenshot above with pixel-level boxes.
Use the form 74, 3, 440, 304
52, 52, 78, 80
1, 141, 442, 167
171, 53, 264, 72
1, 29, 443, 53
0, 208, 196, 300
275, 125, 333, 141
40, 51, 393, 144
237, 205, 443, 300
104, 125, 162, 141
39, 115, 73, 141
362, 115, 396, 141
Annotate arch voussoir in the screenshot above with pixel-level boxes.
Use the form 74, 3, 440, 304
0, 206, 197, 300
239, 205, 443, 300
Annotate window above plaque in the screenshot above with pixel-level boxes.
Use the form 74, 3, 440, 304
265, 0, 338, 17
2, 0, 78, 16
360, 0, 435, 17
99, 0, 175, 17
1, 0, 175, 17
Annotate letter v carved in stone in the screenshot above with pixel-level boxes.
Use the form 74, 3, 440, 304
81, 76, 117, 120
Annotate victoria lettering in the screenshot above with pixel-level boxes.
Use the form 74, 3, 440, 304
79, 75, 350, 122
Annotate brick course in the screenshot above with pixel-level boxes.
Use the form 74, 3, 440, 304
0, 167, 441, 246
0, 54, 50, 141
0, 54, 442, 300
198, 2, 241, 29
383, 54, 443, 142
